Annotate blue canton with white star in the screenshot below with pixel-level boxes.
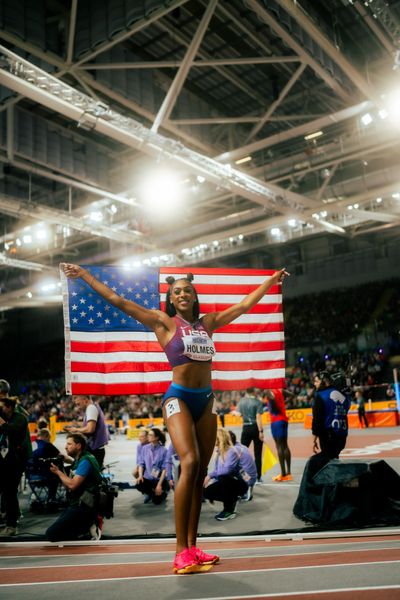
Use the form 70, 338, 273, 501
68, 266, 159, 332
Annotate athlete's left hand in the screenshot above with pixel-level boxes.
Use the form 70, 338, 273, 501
274, 268, 290, 283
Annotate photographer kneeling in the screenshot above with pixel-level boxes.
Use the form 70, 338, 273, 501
46, 433, 102, 542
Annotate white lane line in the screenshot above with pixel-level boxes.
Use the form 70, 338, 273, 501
0, 528, 398, 547
190, 585, 400, 600
0, 559, 399, 586
1, 538, 399, 562
1, 545, 399, 570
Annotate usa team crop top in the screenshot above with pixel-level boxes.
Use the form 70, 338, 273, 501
163, 315, 216, 368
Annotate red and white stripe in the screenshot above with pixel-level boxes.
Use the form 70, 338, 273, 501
66, 267, 285, 395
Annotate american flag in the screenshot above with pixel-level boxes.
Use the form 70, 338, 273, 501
61, 266, 285, 395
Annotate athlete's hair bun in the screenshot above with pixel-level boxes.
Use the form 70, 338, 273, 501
165, 276, 175, 285
186, 273, 194, 282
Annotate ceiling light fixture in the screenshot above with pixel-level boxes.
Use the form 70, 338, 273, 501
304, 130, 323, 140
235, 156, 252, 165
361, 113, 373, 126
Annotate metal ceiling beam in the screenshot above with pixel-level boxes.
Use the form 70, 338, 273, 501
352, 221, 400, 237
215, 100, 373, 162
78, 72, 215, 155
151, 0, 219, 133
0, 155, 137, 208
155, 20, 269, 106
172, 117, 261, 125
276, 0, 382, 104
316, 162, 339, 201
81, 56, 302, 69
168, 182, 400, 251
0, 253, 50, 272
265, 135, 400, 184
170, 114, 325, 125
214, 0, 304, 86
66, 0, 79, 65
354, 209, 400, 223
353, 0, 395, 54
0, 294, 62, 311
72, 0, 191, 69
0, 194, 147, 245
0, 25, 215, 156
244, 0, 352, 103
0, 46, 316, 215
365, 0, 400, 47
246, 63, 306, 141
6, 106, 14, 161
0, 281, 61, 311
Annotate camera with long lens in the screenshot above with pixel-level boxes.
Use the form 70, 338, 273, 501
38, 455, 64, 470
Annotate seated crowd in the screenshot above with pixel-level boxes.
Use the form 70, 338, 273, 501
284, 278, 400, 347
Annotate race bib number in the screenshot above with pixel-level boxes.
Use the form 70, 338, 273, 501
182, 333, 215, 361
165, 398, 181, 419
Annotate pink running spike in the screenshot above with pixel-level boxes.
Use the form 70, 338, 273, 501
173, 548, 211, 574
191, 546, 220, 565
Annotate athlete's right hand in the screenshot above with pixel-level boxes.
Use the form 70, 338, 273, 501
60, 262, 85, 279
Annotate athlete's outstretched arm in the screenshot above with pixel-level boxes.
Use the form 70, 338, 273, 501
61, 263, 167, 330
204, 268, 289, 332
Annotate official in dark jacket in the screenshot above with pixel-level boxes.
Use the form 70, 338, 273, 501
312, 371, 351, 460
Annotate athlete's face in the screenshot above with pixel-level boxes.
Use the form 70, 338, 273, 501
170, 280, 197, 314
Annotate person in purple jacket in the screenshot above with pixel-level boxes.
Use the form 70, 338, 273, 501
62, 262, 288, 573
132, 429, 149, 480
165, 443, 180, 490
228, 430, 257, 502
203, 428, 248, 520
135, 428, 169, 504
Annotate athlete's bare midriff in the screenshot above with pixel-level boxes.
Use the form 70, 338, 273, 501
171, 362, 212, 389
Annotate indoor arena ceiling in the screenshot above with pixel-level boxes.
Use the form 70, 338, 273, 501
0, 0, 400, 310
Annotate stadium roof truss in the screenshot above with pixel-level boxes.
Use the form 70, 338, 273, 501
0, 0, 400, 309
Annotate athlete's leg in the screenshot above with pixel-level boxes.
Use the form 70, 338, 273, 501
283, 439, 291, 475
163, 399, 199, 553
188, 400, 217, 548
274, 438, 287, 476
276, 438, 291, 476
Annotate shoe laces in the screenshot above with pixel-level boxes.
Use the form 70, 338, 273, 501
174, 548, 197, 568
191, 546, 216, 562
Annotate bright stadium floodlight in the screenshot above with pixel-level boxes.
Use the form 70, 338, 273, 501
139, 167, 184, 216
89, 211, 103, 222
361, 113, 373, 126
383, 89, 400, 122
39, 280, 58, 293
